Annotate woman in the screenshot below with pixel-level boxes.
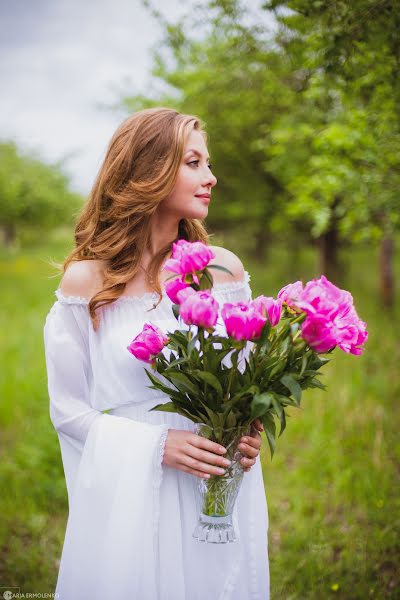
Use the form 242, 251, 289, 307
43, 107, 270, 599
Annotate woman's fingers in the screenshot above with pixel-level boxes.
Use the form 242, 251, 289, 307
163, 429, 229, 479
252, 418, 264, 432
179, 464, 211, 479
164, 428, 263, 478
190, 433, 227, 455
181, 435, 232, 477
239, 432, 262, 453
241, 457, 256, 471
186, 443, 231, 469
238, 441, 259, 459
239, 428, 262, 469
181, 454, 227, 476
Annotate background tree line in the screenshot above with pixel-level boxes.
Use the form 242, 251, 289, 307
124, 0, 399, 305
0, 141, 82, 249
1, 0, 398, 306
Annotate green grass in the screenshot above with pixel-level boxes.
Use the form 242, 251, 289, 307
1, 229, 399, 598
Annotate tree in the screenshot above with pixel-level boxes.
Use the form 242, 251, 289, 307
263, 0, 400, 301
0, 141, 82, 248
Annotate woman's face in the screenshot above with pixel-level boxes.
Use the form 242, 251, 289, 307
162, 129, 217, 220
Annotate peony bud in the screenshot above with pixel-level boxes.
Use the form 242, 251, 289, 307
179, 289, 219, 328
127, 323, 169, 364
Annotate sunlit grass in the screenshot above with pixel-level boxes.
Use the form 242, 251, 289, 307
0, 229, 399, 597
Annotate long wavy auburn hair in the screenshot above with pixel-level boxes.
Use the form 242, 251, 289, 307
60, 107, 211, 330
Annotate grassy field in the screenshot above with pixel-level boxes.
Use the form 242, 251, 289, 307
1, 229, 399, 598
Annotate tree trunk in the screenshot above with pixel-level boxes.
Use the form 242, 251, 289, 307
379, 234, 394, 308
0, 223, 17, 248
317, 197, 344, 284
251, 225, 270, 262
317, 222, 343, 284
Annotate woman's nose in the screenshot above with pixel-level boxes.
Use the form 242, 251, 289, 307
204, 167, 217, 188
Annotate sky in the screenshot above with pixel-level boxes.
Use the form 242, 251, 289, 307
0, 0, 272, 194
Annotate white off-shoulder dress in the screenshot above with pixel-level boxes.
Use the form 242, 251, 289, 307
43, 270, 270, 600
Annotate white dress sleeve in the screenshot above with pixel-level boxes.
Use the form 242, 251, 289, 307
43, 298, 171, 600
44, 300, 102, 447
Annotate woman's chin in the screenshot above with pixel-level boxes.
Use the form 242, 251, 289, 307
179, 208, 208, 220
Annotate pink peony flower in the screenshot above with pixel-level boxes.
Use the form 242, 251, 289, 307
278, 281, 304, 308
179, 289, 219, 328
176, 286, 196, 304
127, 323, 169, 364
163, 240, 215, 277
295, 275, 352, 319
301, 314, 339, 353
221, 302, 267, 341
165, 277, 191, 304
252, 295, 283, 326
332, 304, 368, 356
291, 275, 368, 355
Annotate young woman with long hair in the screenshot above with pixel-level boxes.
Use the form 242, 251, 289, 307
43, 107, 270, 599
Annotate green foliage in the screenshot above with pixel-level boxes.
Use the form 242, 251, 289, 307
0, 141, 83, 245
130, 0, 400, 261
262, 0, 400, 241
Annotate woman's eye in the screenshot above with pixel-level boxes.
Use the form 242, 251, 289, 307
188, 160, 213, 170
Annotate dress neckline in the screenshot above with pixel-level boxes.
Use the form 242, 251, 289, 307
55, 270, 251, 306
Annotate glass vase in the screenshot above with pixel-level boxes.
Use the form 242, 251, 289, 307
192, 422, 251, 544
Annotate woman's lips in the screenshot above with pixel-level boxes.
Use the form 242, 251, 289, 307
195, 194, 211, 204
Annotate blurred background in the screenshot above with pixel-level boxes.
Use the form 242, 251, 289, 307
1, 0, 399, 597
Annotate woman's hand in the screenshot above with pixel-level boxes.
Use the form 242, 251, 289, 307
238, 418, 264, 472
163, 429, 232, 479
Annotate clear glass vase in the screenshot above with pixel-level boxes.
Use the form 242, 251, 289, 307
192, 422, 251, 544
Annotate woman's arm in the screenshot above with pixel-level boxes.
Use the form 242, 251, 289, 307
208, 245, 246, 284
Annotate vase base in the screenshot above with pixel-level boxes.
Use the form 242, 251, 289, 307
192, 513, 237, 544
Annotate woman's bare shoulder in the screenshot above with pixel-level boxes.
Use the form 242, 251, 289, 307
60, 259, 105, 300
208, 245, 245, 283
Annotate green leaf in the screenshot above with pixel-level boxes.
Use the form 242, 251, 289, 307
300, 353, 308, 376
172, 304, 180, 320
225, 384, 259, 409
191, 369, 223, 395
271, 395, 286, 437
200, 268, 213, 289
167, 371, 199, 396
202, 406, 224, 430
173, 406, 199, 422
148, 396, 204, 423
224, 410, 236, 429
280, 373, 302, 405
261, 412, 276, 459
164, 356, 190, 369
148, 401, 177, 413
249, 392, 274, 421
187, 332, 200, 357
208, 264, 234, 276
307, 379, 327, 391
275, 393, 299, 408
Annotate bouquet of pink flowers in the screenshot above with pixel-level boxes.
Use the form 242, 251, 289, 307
127, 240, 368, 542
128, 240, 367, 457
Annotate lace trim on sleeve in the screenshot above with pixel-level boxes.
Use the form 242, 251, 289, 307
53, 270, 252, 305
212, 270, 251, 293
55, 289, 90, 305
212, 270, 252, 303
153, 424, 172, 538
